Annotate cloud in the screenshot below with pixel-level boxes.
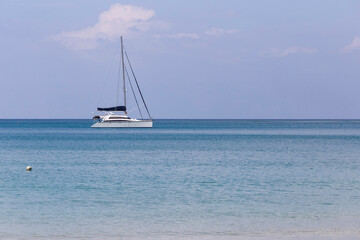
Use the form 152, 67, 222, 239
158, 28, 238, 40
204, 28, 239, 36
342, 36, 360, 52
261, 47, 317, 57
168, 33, 201, 40
50, 4, 166, 49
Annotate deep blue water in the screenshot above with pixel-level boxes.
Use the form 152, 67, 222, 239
1, 119, 360, 239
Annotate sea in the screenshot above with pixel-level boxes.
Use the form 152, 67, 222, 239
0, 119, 359, 240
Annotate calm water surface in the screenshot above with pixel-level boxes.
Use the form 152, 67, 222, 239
0, 119, 360, 239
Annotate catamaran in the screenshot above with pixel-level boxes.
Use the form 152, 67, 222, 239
91, 37, 153, 128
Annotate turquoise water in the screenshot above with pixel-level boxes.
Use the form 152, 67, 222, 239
1, 119, 360, 239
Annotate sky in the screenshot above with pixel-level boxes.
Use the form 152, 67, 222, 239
1, 0, 360, 119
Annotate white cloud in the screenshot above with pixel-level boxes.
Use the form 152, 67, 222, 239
204, 28, 239, 36
158, 28, 238, 40
168, 33, 200, 40
51, 4, 238, 49
50, 4, 166, 49
262, 47, 317, 57
342, 36, 360, 52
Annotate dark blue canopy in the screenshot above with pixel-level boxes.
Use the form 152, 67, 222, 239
97, 106, 126, 111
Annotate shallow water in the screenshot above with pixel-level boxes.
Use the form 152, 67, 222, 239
0, 119, 360, 239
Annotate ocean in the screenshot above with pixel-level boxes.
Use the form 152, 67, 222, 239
0, 119, 359, 239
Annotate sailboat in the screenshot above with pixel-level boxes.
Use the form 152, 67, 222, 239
91, 37, 153, 128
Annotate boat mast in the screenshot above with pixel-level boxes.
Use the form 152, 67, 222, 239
121, 36, 127, 112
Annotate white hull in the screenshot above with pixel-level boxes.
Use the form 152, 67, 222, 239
91, 120, 153, 128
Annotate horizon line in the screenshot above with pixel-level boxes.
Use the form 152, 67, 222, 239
1, 118, 360, 121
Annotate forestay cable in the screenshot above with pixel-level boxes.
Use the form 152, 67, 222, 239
124, 65, 143, 119
124, 50, 152, 119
